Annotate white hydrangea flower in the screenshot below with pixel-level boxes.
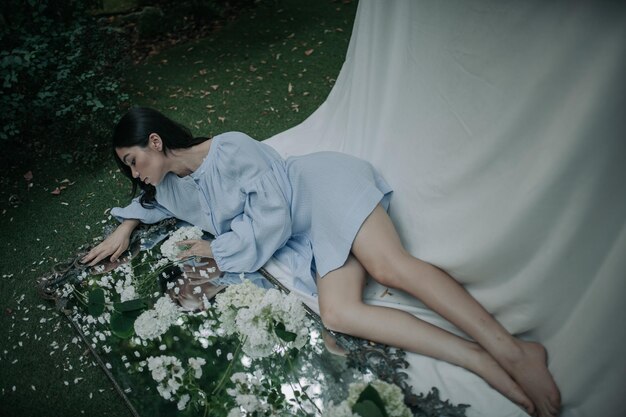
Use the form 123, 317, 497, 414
134, 296, 181, 341
134, 310, 163, 341
120, 285, 137, 302
215, 280, 312, 358
324, 380, 411, 417
322, 401, 358, 417
146, 355, 185, 401
226, 371, 280, 415
236, 394, 265, 413
230, 372, 248, 385
154, 296, 180, 323
227, 408, 243, 417
188, 357, 206, 379
177, 393, 190, 411
160, 226, 204, 262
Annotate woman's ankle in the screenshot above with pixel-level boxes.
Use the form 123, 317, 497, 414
496, 339, 545, 374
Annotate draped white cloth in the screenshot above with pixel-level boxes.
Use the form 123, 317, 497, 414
264, 1, 626, 416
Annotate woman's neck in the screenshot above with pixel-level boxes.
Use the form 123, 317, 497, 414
167, 139, 212, 177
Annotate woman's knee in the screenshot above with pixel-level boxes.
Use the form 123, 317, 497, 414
319, 301, 361, 334
365, 251, 411, 288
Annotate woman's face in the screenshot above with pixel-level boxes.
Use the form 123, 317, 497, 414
115, 134, 168, 186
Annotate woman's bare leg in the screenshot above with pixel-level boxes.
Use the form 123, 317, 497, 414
350, 205, 561, 417
317, 255, 535, 415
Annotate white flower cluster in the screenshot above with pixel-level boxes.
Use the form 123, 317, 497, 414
111, 264, 137, 302
215, 280, 312, 358
188, 357, 206, 379
146, 355, 206, 410
226, 371, 277, 417
146, 355, 184, 401
193, 319, 218, 348
134, 296, 181, 341
160, 226, 204, 262
323, 379, 411, 417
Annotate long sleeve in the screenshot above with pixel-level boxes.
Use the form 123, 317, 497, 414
110, 195, 174, 224
206, 132, 293, 273
211, 169, 292, 272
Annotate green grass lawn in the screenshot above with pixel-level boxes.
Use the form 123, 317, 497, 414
0, 1, 357, 415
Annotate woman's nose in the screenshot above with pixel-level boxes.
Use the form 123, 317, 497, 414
132, 169, 140, 179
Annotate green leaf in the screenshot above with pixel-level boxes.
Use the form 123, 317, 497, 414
274, 321, 297, 342
110, 312, 136, 339
87, 288, 105, 317
114, 298, 150, 312
352, 400, 386, 417
354, 385, 389, 417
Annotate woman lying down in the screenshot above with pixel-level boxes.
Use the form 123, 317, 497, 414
83, 107, 561, 417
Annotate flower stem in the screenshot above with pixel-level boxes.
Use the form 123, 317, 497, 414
71, 285, 89, 307
280, 340, 322, 415
211, 336, 246, 396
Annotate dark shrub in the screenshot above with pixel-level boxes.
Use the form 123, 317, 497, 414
0, 0, 130, 166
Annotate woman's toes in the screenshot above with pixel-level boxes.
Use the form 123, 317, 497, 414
523, 401, 536, 416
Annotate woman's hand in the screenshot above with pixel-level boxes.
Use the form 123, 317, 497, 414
81, 219, 140, 266
177, 239, 213, 260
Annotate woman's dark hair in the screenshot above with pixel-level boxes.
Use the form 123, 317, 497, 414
112, 107, 209, 207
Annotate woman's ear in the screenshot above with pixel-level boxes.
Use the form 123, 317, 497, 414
149, 133, 163, 151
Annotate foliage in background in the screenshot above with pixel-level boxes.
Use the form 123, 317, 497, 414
102, 0, 263, 63
0, 0, 130, 166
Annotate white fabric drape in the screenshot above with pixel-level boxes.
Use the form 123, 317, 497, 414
264, 1, 626, 416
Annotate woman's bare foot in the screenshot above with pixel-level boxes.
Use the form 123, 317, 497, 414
502, 341, 561, 417
465, 344, 535, 415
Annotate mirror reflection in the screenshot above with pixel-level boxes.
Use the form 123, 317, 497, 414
38, 220, 468, 417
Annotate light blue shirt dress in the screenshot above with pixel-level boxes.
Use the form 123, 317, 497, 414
112, 132, 392, 286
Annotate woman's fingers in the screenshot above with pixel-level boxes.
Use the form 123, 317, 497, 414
182, 265, 202, 279
82, 248, 103, 264
178, 248, 198, 259
82, 242, 119, 266
80, 224, 132, 265
176, 239, 201, 246
81, 246, 101, 263
111, 245, 127, 263
88, 251, 110, 267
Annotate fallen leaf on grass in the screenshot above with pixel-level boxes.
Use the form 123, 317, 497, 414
304, 49, 314, 56
51, 185, 67, 195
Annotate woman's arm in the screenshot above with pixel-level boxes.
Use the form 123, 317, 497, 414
81, 219, 140, 266
83, 191, 174, 266
202, 133, 292, 273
